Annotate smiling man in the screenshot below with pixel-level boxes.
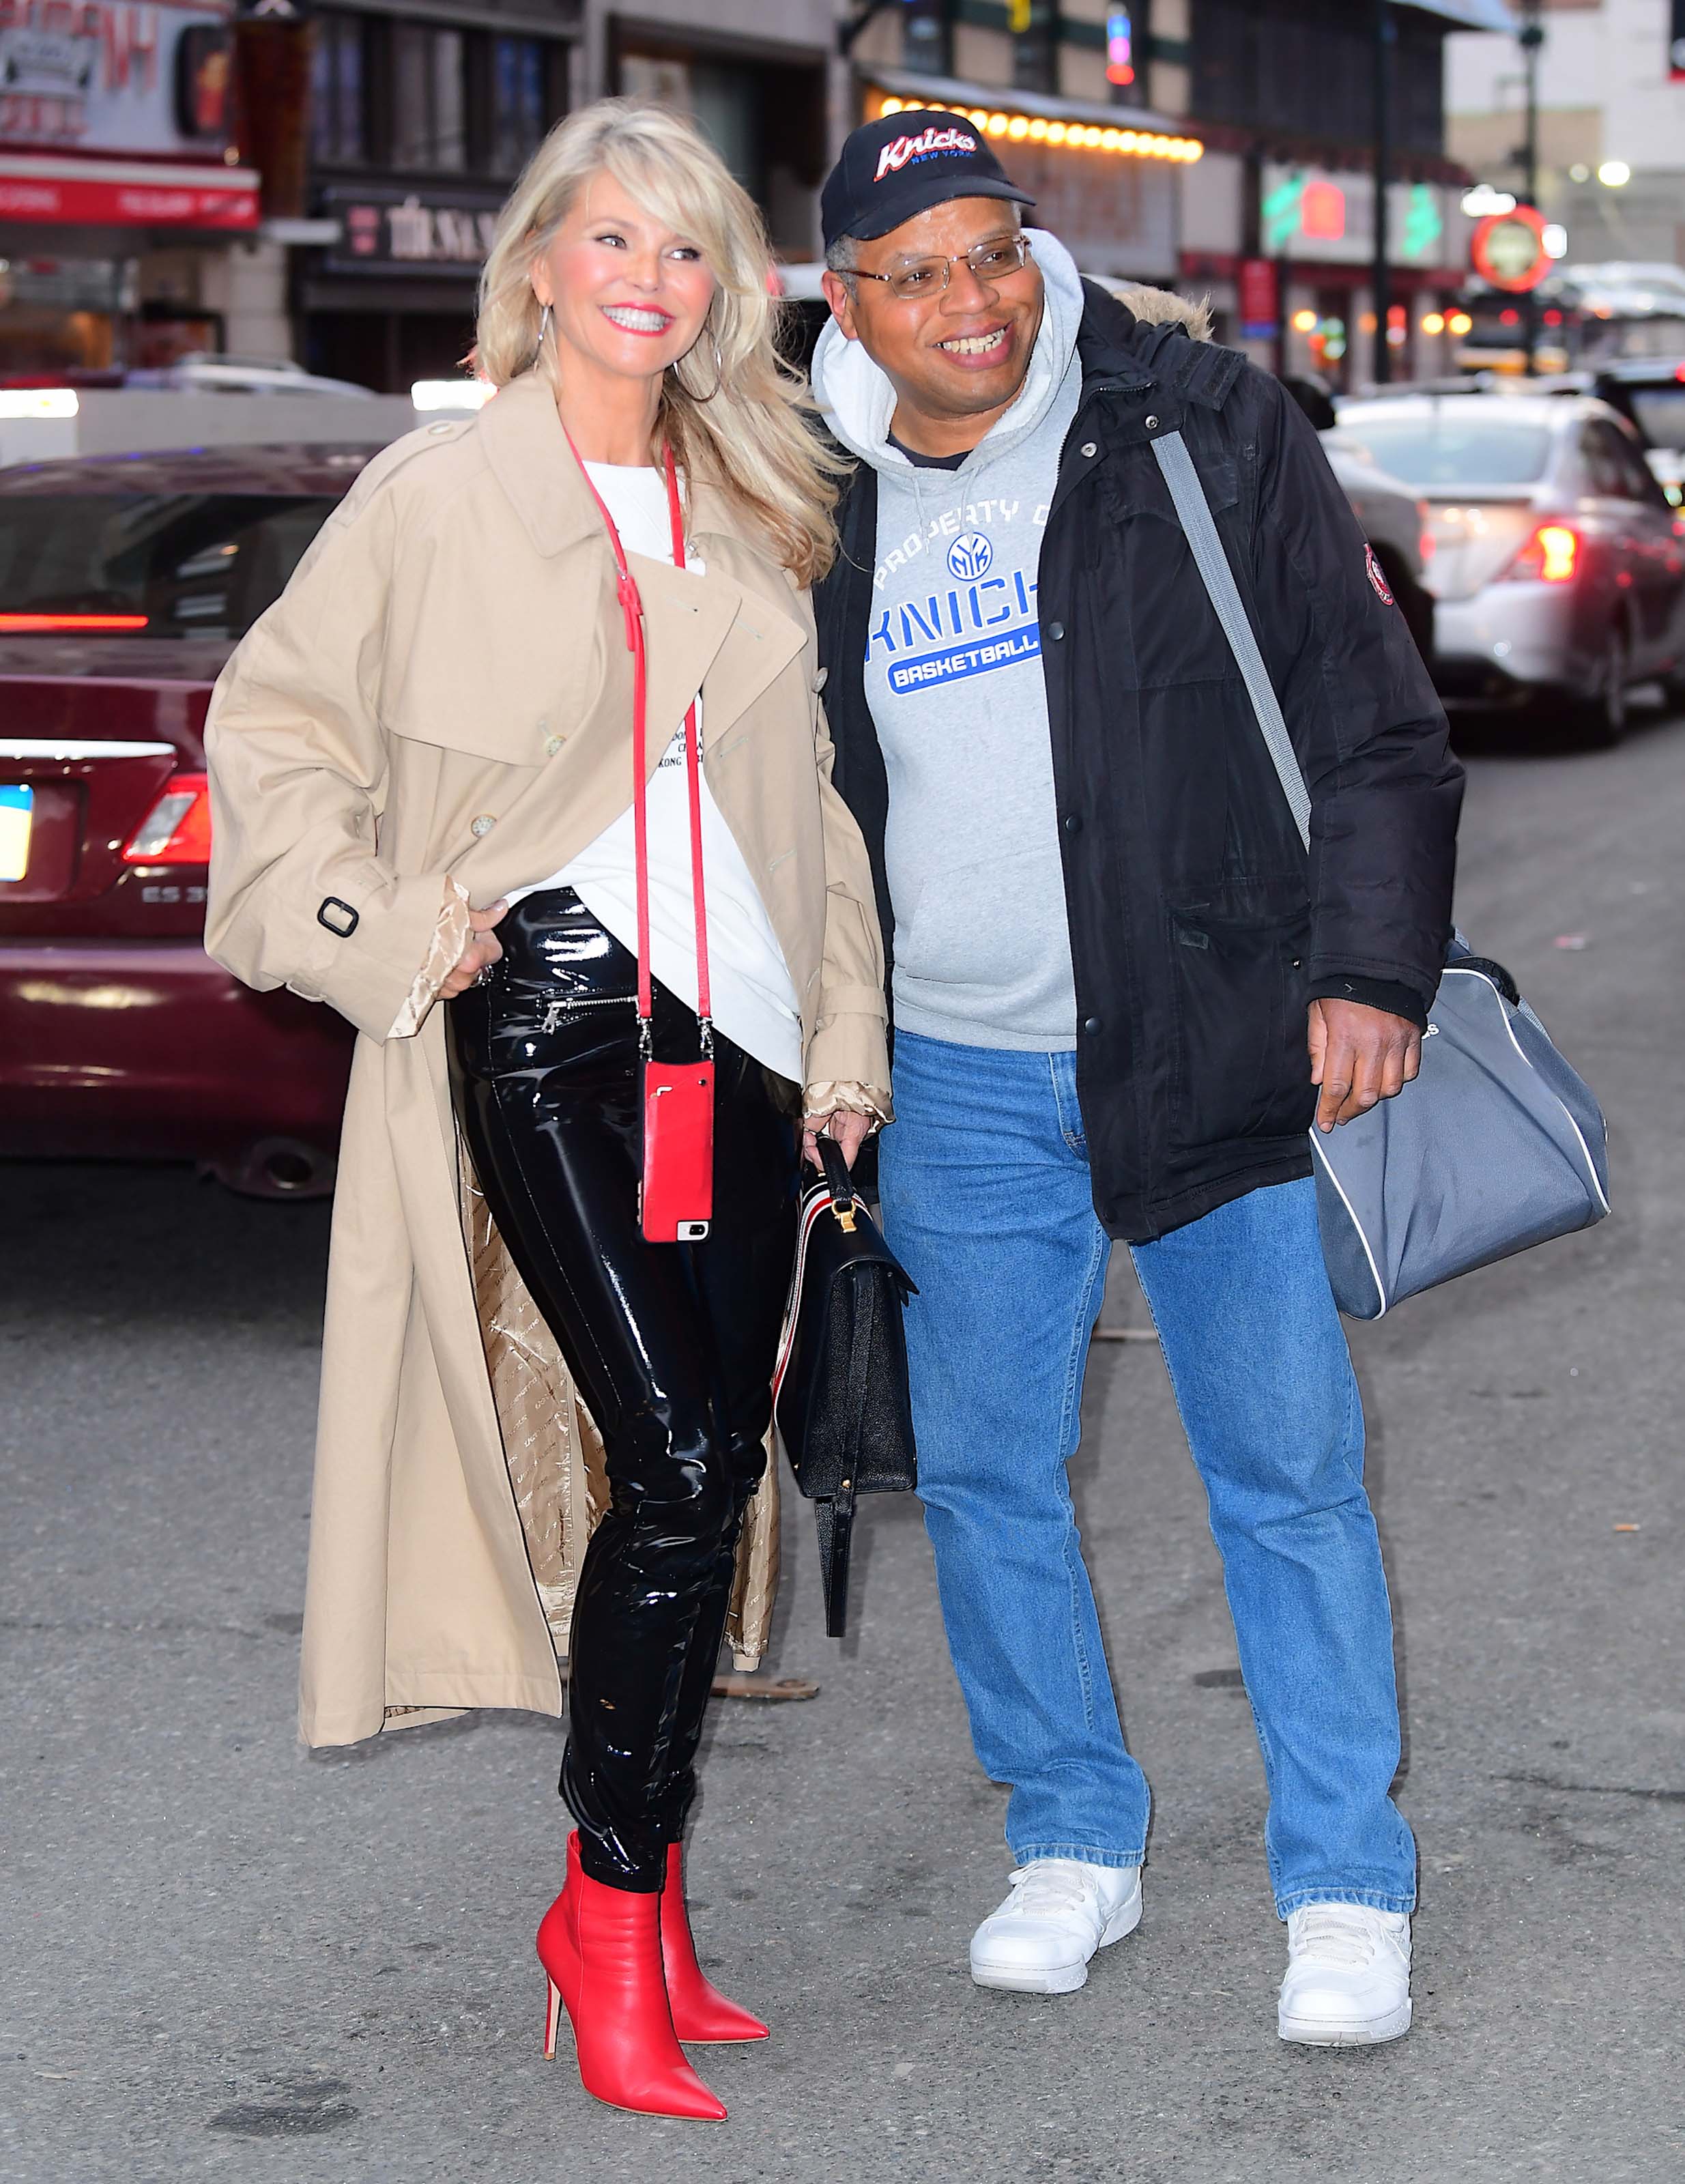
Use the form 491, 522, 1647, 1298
811, 112, 1463, 2044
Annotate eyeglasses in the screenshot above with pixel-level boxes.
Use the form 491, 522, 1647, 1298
852, 234, 1034, 303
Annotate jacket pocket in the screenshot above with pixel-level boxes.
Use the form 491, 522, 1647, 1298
1164, 878, 1314, 1148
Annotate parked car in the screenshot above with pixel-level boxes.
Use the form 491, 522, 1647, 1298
1278, 375, 1435, 661
0, 444, 378, 1193
1581, 358, 1685, 508
1334, 392, 1685, 741
123, 354, 377, 399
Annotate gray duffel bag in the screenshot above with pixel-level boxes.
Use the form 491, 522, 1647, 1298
1152, 431, 1611, 1320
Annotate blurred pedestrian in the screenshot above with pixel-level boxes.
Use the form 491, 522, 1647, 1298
204, 99, 889, 2120
811, 110, 1463, 2044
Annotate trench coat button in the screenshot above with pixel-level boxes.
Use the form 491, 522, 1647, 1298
1080, 442, 1098, 458
427, 421, 455, 436
1048, 621, 1066, 641
1083, 1015, 1103, 1035
470, 814, 496, 837
544, 734, 564, 757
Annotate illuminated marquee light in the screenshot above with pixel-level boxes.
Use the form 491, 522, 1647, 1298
874, 94, 1202, 162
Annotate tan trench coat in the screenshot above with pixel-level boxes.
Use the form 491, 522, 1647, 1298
203, 369, 889, 1747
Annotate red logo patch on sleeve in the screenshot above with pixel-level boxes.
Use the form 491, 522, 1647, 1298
1365, 543, 1395, 605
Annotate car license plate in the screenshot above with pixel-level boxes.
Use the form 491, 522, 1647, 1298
0, 784, 32, 882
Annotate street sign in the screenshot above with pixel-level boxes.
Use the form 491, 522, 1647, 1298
1469, 205, 1550, 292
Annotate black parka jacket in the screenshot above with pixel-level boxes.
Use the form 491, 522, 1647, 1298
813, 284, 1464, 1244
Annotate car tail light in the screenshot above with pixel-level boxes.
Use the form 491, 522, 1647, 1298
1505, 523, 1579, 584
122, 772, 213, 863
0, 612, 149, 631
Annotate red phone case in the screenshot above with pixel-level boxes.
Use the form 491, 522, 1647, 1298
640, 1060, 715, 1242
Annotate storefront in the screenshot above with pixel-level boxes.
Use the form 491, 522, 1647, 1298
1183, 162, 1468, 388
854, 71, 1202, 285
296, 1, 576, 391
297, 182, 508, 391
0, 0, 259, 376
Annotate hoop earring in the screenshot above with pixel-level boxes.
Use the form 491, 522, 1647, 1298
536, 302, 552, 351
674, 334, 724, 403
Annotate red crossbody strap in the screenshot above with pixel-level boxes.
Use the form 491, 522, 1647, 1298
663, 446, 712, 1029
558, 428, 711, 1047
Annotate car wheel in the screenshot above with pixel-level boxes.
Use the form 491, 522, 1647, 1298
1574, 624, 1629, 747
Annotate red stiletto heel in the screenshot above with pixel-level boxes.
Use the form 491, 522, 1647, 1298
661, 1841, 769, 2044
535, 1835, 726, 2121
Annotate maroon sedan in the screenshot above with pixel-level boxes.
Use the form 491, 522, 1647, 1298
0, 444, 382, 1194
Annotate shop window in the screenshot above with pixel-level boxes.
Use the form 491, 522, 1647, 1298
490, 37, 548, 177
900, 0, 953, 76
392, 24, 467, 173
311, 13, 366, 167
620, 51, 760, 205
610, 35, 824, 260
1011, 0, 1058, 94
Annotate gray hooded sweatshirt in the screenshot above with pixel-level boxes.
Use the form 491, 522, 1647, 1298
811, 229, 1086, 1052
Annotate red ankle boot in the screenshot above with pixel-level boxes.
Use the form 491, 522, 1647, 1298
661, 1841, 769, 2043
536, 1838, 726, 2121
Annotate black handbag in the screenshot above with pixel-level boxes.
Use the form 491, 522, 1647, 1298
772, 1137, 918, 1637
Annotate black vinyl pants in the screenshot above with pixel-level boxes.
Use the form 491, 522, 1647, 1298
448, 891, 800, 1892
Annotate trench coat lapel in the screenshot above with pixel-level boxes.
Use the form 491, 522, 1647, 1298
476, 369, 807, 752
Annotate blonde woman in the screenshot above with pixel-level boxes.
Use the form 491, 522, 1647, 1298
204, 101, 889, 2123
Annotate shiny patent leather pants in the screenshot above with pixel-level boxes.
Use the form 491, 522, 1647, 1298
447, 891, 799, 1892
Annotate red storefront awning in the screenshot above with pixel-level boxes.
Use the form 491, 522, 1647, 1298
0, 154, 260, 231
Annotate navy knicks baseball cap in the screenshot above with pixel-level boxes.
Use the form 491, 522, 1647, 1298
821, 109, 1036, 250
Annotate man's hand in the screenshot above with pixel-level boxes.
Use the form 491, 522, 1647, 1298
803, 1110, 873, 1172
1308, 998, 1422, 1134
439, 897, 509, 1001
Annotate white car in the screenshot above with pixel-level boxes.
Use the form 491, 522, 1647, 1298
125, 355, 375, 399
1338, 391, 1685, 742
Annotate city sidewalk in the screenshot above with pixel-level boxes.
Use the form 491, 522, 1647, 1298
5, 717, 1684, 2183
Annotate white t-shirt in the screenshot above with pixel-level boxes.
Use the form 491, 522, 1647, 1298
508, 461, 804, 1083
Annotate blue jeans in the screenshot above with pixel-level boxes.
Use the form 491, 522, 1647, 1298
877, 1031, 1416, 1919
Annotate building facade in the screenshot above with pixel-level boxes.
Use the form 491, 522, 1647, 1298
2, 1, 1531, 395
1446, 0, 1685, 272
296, 0, 580, 390
0, 0, 262, 378
1164, 0, 1486, 385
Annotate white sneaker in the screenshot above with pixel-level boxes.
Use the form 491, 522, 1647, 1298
1278, 1902, 1413, 2045
969, 1859, 1142, 1995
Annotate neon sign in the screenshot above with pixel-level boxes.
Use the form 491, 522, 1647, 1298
1106, 9, 1134, 87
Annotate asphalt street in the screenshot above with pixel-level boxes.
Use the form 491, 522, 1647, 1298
5, 700, 1684, 2184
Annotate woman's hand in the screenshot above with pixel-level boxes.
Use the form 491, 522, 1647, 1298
803, 1109, 872, 1172
439, 897, 510, 999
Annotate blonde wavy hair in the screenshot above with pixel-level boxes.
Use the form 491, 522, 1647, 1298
476, 99, 842, 586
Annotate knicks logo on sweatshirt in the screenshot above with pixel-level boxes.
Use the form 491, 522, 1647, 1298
868, 497, 1052, 695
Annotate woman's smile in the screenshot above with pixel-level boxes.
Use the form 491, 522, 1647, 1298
601, 302, 675, 337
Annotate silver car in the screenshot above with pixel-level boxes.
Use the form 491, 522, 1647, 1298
1335, 393, 1685, 743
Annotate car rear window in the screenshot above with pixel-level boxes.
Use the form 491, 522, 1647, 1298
0, 493, 337, 639
1336, 415, 1553, 487
1627, 385, 1685, 452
